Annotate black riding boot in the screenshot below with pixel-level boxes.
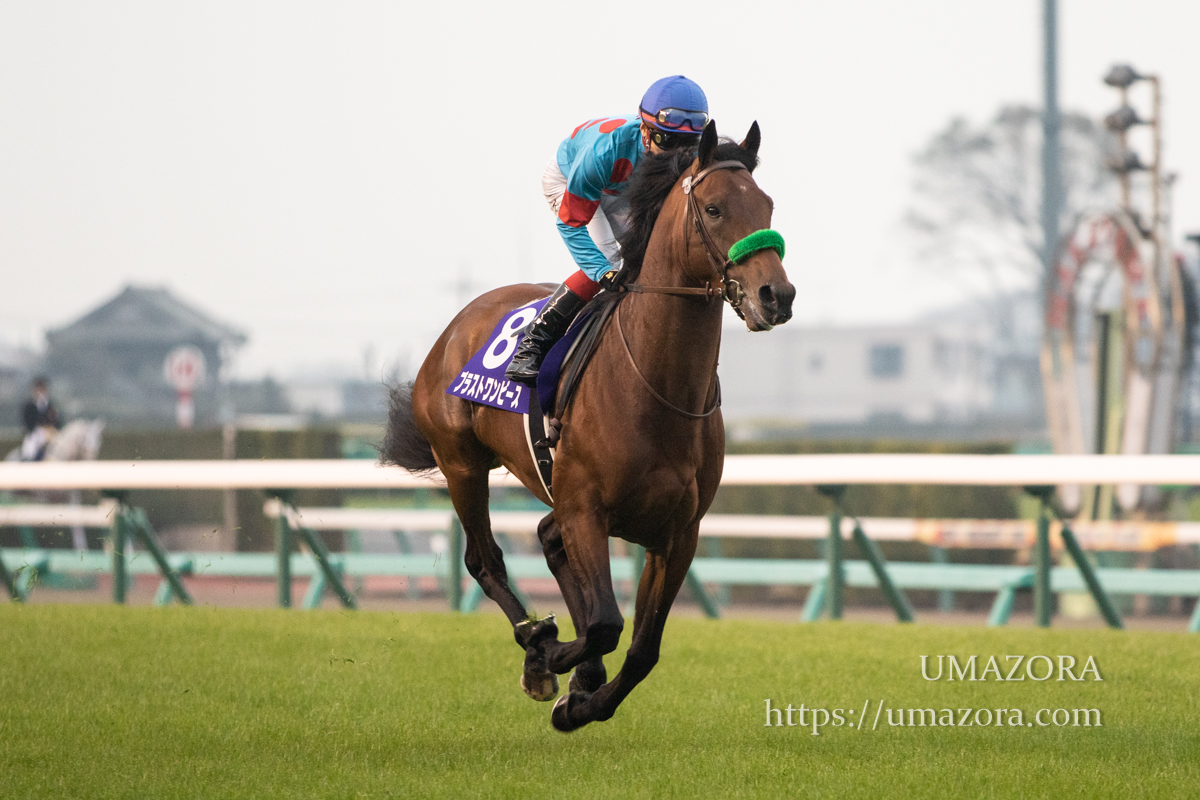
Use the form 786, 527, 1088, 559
505, 283, 587, 386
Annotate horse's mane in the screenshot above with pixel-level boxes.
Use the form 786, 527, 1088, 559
616, 140, 758, 284
553, 141, 758, 418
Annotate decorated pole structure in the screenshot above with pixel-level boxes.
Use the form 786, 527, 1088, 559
1041, 64, 1186, 521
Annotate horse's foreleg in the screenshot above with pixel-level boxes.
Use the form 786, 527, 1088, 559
550, 528, 697, 733
536, 516, 625, 679
534, 513, 607, 694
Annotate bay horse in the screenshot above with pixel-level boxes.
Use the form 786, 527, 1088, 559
383, 121, 794, 732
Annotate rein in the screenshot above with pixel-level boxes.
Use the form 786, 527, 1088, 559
615, 298, 721, 419
612, 155, 781, 419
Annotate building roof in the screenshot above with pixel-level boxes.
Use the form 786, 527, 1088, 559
46, 285, 247, 348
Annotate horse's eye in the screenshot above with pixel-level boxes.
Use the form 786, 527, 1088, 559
705, 205, 720, 218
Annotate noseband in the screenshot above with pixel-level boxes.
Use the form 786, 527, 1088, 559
622, 159, 784, 320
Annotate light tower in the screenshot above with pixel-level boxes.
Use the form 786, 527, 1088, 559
1040, 64, 1186, 519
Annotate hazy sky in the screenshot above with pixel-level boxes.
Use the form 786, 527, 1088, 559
1, 1, 1197, 379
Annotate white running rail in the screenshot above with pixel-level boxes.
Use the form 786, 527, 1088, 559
2, 454, 1200, 490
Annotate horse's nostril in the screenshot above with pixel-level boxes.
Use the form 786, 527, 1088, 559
758, 285, 777, 308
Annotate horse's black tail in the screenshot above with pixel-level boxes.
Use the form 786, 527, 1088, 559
381, 382, 438, 473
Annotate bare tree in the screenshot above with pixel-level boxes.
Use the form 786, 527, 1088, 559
907, 105, 1117, 296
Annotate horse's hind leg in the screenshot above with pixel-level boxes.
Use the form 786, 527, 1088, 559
551, 526, 698, 733
443, 468, 526, 622
442, 466, 559, 701
536, 514, 606, 694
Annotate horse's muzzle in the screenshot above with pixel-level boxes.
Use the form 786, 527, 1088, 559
745, 280, 795, 330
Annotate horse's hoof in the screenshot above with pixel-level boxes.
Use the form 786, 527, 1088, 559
520, 671, 559, 702
514, 614, 558, 649
551, 691, 591, 733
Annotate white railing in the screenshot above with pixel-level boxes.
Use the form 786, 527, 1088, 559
3, 453, 1200, 489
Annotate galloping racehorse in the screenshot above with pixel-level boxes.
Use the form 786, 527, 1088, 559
383, 122, 794, 731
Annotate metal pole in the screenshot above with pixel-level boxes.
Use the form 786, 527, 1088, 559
1033, 493, 1053, 627
1150, 76, 1162, 230
0, 552, 21, 602
626, 543, 646, 617
112, 504, 128, 605
448, 515, 464, 612
1058, 522, 1123, 629
930, 546, 954, 612
272, 492, 293, 609
801, 578, 827, 623
852, 523, 913, 622
293, 522, 357, 609
683, 569, 721, 619
222, 422, 238, 549
130, 508, 193, 606
1040, 0, 1063, 304
817, 485, 846, 620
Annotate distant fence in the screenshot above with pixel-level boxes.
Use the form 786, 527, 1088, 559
2, 455, 1199, 631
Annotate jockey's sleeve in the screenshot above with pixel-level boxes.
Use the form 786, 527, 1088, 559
554, 221, 611, 281
555, 141, 617, 281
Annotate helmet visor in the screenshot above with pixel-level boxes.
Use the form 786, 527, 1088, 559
640, 107, 709, 132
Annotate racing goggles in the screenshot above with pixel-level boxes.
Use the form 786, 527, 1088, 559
640, 107, 709, 132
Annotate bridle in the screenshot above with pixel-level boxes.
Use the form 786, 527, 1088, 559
615, 158, 753, 419
622, 159, 752, 320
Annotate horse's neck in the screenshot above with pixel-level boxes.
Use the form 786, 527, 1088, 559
621, 203, 723, 412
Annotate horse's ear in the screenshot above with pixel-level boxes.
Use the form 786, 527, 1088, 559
740, 121, 761, 159
698, 120, 718, 166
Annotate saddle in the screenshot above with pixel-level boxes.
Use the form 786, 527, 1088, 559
443, 290, 622, 502
526, 291, 622, 500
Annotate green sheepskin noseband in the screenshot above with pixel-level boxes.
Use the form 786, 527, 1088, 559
728, 229, 785, 264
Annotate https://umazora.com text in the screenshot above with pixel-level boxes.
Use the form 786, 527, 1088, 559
763, 654, 1104, 735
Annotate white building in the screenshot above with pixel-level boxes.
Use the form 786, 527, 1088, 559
716, 297, 1044, 439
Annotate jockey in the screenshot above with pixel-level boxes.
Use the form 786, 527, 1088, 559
505, 75, 709, 386
19, 376, 61, 461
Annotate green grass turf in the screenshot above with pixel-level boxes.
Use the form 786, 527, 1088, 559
1, 605, 1197, 799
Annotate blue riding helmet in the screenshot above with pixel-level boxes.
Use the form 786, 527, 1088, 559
639, 75, 709, 133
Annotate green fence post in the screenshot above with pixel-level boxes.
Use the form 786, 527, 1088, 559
816, 485, 846, 620
346, 528, 365, 596
460, 581, 484, 612
684, 568, 721, 619
130, 509, 193, 606
268, 490, 294, 609
392, 530, 422, 599
704, 538, 730, 607
930, 546, 954, 612
447, 515, 464, 612
293, 523, 357, 610
852, 522, 913, 622
986, 575, 1031, 627
1026, 486, 1054, 628
0, 552, 21, 602
801, 577, 827, 623
626, 544, 646, 617
18, 526, 37, 548
1059, 522, 1123, 629
110, 496, 129, 605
